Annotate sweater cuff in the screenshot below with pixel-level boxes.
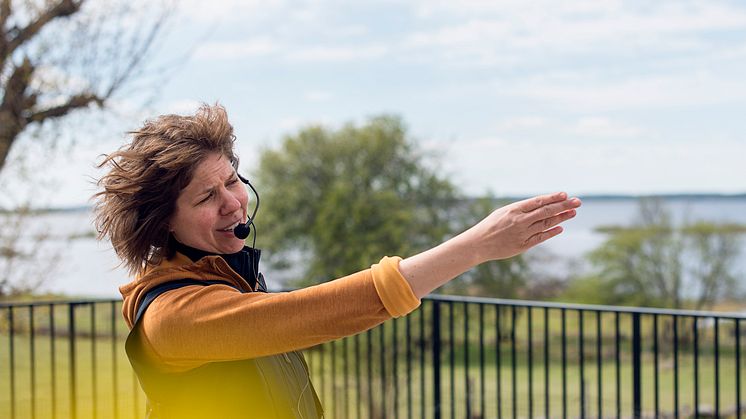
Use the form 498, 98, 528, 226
371, 256, 421, 318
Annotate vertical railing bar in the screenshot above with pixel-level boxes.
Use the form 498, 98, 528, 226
497, 305, 502, 419
30, 305, 36, 419
355, 333, 361, 419
344, 337, 349, 419
544, 307, 549, 419
110, 301, 118, 419
394, 318, 399, 418
449, 302, 455, 419
9, 307, 16, 419
714, 318, 720, 419
406, 313, 412, 419
528, 307, 533, 419
69, 303, 77, 419
562, 308, 567, 419
580, 310, 586, 419
332, 338, 337, 418
736, 319, 741, 419
50, 304, 57, 419
511, 305, 517, 419
632, 313, 641, 419
479, 304, 485, 419
694, 317, 699, 418
91, 304, 97, 419
421, 305, 426, 419
578, 310, 586, 418
367, 329, 373, 419
674, 316, 680, 419
380, 323, 387, 418
615, 312, 620, 419
464, 302, 470, 419
433, 301, 442, 419
597, 311, 603, 419
653, 314, 659, 419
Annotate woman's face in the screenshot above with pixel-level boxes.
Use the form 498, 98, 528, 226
169, 152, 249, 254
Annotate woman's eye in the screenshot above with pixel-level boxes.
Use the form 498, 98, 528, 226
198, 193, 213, 205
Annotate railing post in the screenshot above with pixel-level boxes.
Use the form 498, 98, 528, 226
69, 303, 77, 419
9, 307, 16, 419
432, 300, 442, 419
632, 313, 642, 419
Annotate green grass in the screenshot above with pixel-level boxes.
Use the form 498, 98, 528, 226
305, 334, 744, 419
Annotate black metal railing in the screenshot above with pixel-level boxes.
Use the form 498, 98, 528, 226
2, 295, 744, 418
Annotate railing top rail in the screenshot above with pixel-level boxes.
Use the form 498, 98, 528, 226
2, 293, 744, 319
0, 297, 120, 309
424, 294, 746, 319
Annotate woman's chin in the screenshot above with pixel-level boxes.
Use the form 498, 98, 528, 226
225, 237, 247, 253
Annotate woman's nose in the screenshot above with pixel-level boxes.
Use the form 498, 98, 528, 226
219, 190, 242, 216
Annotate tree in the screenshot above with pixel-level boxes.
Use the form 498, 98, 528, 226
253, 115, 460, 286
0, 0, 168, 171
567, 198, 745, 310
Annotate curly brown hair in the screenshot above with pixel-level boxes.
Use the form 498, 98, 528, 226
93, 104, 239, 275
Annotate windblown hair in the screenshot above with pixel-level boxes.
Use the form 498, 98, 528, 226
93, 104, 239, 275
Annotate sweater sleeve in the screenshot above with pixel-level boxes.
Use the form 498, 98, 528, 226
139, 256, 420, 371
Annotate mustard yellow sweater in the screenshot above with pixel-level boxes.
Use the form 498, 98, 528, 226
120, 253, 420, 372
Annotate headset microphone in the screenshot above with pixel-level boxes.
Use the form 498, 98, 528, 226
233, 220, 252, 240
234, 174, 259, 240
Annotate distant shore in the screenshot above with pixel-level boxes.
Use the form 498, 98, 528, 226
3, 192, 746, 214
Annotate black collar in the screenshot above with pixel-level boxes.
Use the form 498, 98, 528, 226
173, 241, 266, 292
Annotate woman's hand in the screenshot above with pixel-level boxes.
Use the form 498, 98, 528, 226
462, 191, 581, 263
399, 192, 581, 298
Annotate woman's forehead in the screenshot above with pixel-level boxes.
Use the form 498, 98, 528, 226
185, 154, 234, 192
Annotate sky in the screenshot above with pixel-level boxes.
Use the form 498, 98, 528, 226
5, 0, 746, 208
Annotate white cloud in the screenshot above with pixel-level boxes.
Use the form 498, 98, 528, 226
442, 135, 746, 196
161, 99, 203, 114
303, 90, 333, 102
503, 72, 746, 111
194, 37, 280, 60
494, 116, 550, 132
287, 44, 389, 63
403, 0, 746, 69
177, 0, 285, 22
573, 117, 644, 139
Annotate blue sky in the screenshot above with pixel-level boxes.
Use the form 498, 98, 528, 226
8, 0, 746, 207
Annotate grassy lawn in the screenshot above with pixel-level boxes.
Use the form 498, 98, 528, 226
306, 336, 743, 418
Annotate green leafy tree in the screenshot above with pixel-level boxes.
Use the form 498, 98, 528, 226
566, 198, 745, 310
254, 115, 459, 286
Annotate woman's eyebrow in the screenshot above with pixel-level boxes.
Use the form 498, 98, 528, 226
196, 185, 216, 197
195, 172, 236, 196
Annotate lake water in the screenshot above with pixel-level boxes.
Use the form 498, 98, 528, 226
9, 196, 746, 298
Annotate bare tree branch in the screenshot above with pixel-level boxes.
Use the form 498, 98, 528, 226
0, 0, 170, 172
25, 91, 103, 123
0, 0, 11, 32
5, 0, 83, 57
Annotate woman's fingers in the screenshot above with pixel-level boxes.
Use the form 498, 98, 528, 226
517, 192, 568, 213
528, 209, 577, 236
525, 225, 564, 248
521, 195, 581, 224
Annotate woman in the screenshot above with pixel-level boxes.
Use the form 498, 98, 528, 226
94, 104, 580, 418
